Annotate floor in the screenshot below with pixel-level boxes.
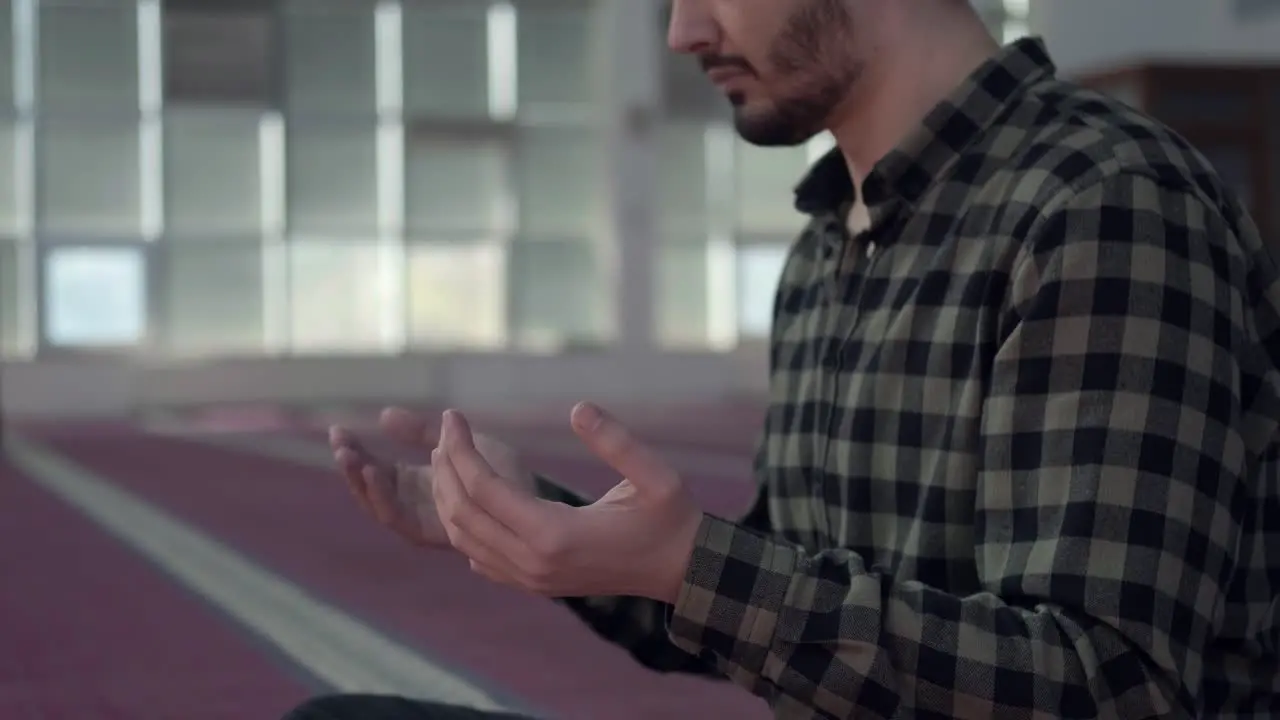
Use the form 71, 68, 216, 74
0, 401, 770, 720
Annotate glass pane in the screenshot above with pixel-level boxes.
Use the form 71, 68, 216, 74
736, 242, 789, 339
662, 43, 725, 121
38, 1, 139, 112
0, 238, 32, 356
157, 238, 265, 356
0, 3, 14, 111
655, 239, 711, 349
287, 123, 379, 234
163, 7, 276, 106
164, 110, 263, 236
1001, 19, 1029, 44
402, 3, 491, 118
0, 120, 26, 235
508, 237, 604, 348
285, 238, 403, 353
406, 240, 506, 349
406, 132, 509, 232
657, 122, 711, 230
735, 142, 810, 232
517, 3, 592, 112
284, 5, 377, 116
38, 121, 141, 236
43, 244, 147, 348
515, 126, 605, 236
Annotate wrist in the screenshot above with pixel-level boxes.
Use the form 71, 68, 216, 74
653, 506, 705, 604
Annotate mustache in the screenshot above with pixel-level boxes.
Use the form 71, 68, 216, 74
699, 55, 754, 74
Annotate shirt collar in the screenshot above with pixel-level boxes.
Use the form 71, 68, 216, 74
793, 36, 1058, 218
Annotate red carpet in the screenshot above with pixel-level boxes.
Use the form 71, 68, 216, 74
32, 427, 768, 720
0, 458, 313, 719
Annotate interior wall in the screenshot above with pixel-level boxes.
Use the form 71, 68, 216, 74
1032, 0, 1280, 76
0, 347, 770, 418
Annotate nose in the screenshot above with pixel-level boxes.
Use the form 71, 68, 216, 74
666, 0, 718, 55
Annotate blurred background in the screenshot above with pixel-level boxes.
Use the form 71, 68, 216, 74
0, 1, 1276, 719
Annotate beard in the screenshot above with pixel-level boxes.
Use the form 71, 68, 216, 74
732, 0, 863, 147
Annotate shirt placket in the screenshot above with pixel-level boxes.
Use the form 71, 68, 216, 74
811, 218, 866, 545
815, 208, 894, 545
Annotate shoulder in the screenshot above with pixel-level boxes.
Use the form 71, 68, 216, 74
968, 79, 1272, 281
999, 79, 1247, 229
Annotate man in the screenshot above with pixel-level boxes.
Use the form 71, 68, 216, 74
286, 0, 1280, 718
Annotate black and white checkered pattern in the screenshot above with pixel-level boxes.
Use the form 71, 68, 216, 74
542, 38, 1280, 718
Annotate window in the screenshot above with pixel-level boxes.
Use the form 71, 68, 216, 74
287, 123, 380, 235
734, 142, 811, 232
155, 238, 266, 356
37, 121, 142, 236
516, 1, 593, 117
406, 239, 506, 350
0, 1, 15, 111
654, 238, 711, 349
735, 243, 789, 339
284, 238, 404, 353
0, 238, 33, 356
405, 131, 511, 233
0, 121, 31, 235
402, 2, 494, 119
657, 121, 714, 231
283, 2, 378, 117
508, 237, 605, 349
43, 245, 147, 348
38, 1, 139, 113
163, 109, 264, 236
662, 41, 726, 122
163, 5, 276, 106
514, 125, 606, 237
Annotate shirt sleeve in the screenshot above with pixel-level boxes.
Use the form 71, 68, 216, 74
531, 246, 798, 679
663, 171, 1253, 718
536, 458, 771, 678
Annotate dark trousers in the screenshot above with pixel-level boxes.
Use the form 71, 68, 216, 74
283, 694, 539, 720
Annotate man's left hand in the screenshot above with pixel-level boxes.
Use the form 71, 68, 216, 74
431, 403, 705, 604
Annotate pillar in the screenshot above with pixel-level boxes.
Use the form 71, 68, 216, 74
595, 0, 663, 352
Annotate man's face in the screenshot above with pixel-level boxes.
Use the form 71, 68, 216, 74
668, 0, 869, 146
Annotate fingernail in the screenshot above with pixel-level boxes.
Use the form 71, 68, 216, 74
573, 402, 603, 433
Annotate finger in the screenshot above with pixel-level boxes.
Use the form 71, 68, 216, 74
467, 558, 525, 592
379, 407, 438, 448
569, 402, 678, 493
335, 446, 375, 515
329, 425, 374, 461
433, 441, 536, 567
361, 464, 402, 527
441, 410, 546, 535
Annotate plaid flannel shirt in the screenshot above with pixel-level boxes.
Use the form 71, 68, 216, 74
538, 38, 1280, 718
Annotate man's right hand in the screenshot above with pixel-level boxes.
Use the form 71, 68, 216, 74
329, 407, 534, 549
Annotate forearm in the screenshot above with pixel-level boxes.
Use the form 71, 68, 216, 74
668, 517, 1197, 719
532, 472, 723, 678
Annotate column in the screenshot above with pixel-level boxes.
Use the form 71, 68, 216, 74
595, 0, 663, 352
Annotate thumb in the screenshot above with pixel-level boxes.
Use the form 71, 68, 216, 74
570, 402, 677, 492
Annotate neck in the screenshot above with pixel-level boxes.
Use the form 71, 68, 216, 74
827, 12, 1000, 189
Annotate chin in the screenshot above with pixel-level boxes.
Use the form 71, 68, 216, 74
732, 105, 820, 148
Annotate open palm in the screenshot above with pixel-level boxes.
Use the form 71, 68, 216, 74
329, 407, 532, 548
